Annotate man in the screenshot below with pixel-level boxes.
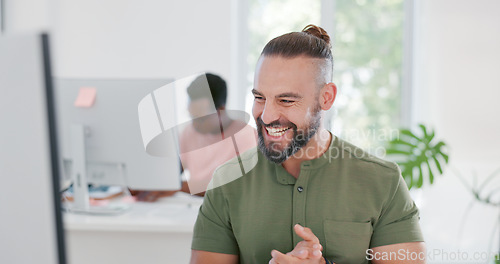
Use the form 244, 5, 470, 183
132, 73, 256, 200
190, 25, 425, 264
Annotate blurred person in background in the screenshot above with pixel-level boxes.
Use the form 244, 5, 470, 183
131, 73, 256, 201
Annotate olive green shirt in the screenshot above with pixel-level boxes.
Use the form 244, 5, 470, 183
192, 135, 424, 264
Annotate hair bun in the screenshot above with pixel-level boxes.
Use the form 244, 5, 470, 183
302, 24, 331, 47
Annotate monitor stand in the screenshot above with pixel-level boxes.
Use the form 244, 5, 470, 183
67, 124, 129, 215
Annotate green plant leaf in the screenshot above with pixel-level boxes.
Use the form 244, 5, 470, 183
426, 160, 434, 184
417, 166, 424, 188
427, 130, 435, 143
432, 156, 443, 174
433, 141, 445, 150
385, 124, 449, 189
406, 178, 413, 189
419, 124, 428, 138
385, 149, 413, 155
389, 138, 417, 148
400, 129, 421, 142
441, 153, 449, 163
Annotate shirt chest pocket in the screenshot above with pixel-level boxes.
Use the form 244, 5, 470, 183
323, 220, 373, 264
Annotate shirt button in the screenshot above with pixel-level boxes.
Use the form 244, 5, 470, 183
297, 186, 304, 192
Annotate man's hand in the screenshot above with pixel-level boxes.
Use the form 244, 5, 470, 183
269, 224, 326, 264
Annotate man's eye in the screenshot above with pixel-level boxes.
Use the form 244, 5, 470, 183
280, 99, 294, 104
254, 96, 265, 101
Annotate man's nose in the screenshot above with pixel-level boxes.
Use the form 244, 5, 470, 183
261, 101, 280, 125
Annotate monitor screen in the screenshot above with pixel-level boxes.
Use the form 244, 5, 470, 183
54, 79, 182, 192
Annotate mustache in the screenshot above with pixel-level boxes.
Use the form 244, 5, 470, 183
256, 117, 296, 129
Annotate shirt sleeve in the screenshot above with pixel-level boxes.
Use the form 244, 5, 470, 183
191, 187, 240, 255
369, 171, 424, 248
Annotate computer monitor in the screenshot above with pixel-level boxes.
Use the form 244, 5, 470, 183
54, 79, 182, 214
0, 33, 66, 264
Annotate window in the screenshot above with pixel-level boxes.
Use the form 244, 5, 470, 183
331, 0, 406, 155
245, 0, 321, 118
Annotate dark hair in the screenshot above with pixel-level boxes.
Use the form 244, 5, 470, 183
262, 24, 332, 60
261, 25, 333, 84
187, 73, 227, 109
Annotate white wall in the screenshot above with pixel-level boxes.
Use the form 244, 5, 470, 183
414, 0, 500, 260
6, 0, 239, 109
51, 0, 231, 79
3, 0, 52, 32
415, 0, 500, 163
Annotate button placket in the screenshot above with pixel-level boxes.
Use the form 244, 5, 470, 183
292, 168, 310, 245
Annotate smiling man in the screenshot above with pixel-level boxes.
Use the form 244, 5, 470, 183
190, 25, 425, 264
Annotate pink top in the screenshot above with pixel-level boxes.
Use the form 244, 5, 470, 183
179, 121, 257, 194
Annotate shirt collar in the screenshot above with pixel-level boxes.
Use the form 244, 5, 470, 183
274, 133, 336, 185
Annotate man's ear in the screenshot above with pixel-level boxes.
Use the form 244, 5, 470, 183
319, 82, 337, 110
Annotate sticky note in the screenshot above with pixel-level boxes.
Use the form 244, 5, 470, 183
74, 87, 97, 108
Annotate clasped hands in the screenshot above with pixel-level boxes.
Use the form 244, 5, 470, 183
269, 224, 328, 264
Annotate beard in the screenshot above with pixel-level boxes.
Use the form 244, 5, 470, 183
256, 105, 322, 164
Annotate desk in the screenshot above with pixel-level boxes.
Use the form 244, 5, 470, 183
63, 193, 203, 264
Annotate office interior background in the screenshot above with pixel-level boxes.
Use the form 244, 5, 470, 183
1, 0, 500, 263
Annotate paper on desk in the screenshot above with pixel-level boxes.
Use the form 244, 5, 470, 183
89, 186, 124, 199
74, 87, 97, 108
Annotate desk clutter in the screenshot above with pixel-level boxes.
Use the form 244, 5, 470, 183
62, 185, 126, 201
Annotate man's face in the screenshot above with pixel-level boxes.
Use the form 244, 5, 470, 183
252, 55, 323, 163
